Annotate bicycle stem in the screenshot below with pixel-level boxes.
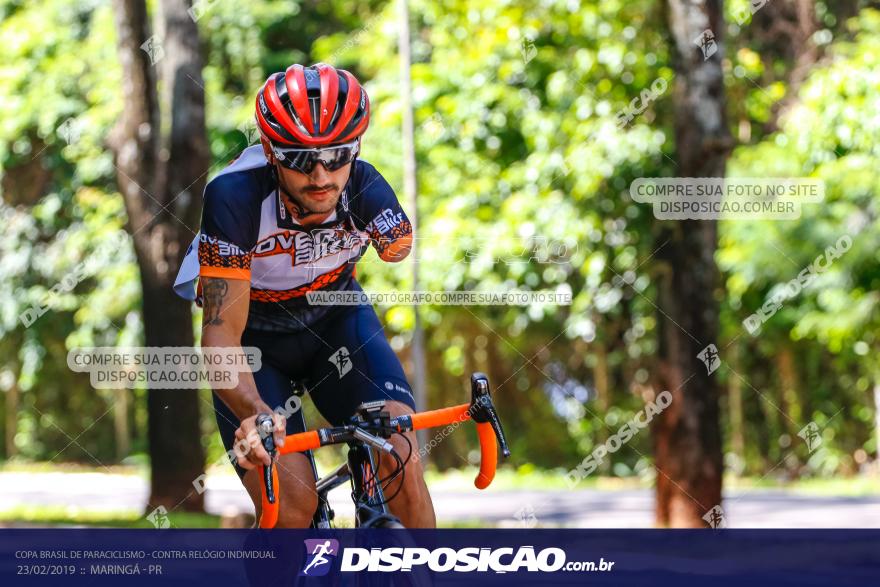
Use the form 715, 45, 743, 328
352, 427, 395, 453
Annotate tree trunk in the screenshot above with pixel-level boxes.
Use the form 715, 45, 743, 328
593, 341, 611, 474
777, 345, 804, 445
111, 0, 207, 512
874, 380, 880, 466
653, 0, 730, 528
728, 343, 744, 474
5, 379, 18, 458
113, 388, 130, 461
757, 375, 782, 465
739, 0, 818, 134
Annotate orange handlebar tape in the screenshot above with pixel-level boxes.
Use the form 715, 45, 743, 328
258, 464, 279, 529
410, 404, 471, 430
474, 422, 497, 489
261, 403, 497, 528
277, 430, 321, 455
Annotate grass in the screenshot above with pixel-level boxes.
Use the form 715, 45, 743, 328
427, 465, 880, 496
0, 504, 482, 529
424, 464, 649, 491
725, 474, 880, 496
0, 506, 221, 528
0, 460, 146, 476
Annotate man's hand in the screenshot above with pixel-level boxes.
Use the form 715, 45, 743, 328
233, 409, 287, 470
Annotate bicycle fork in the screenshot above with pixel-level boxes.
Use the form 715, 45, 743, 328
348, 442, 392, 527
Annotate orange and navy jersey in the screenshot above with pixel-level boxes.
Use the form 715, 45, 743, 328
174, 145, 412, 332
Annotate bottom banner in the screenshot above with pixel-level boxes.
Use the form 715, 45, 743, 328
2, 529, 877, 586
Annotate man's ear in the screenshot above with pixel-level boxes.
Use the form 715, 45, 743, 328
260, 137, 277, 165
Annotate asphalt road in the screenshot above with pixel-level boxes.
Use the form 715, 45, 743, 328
2, 471, 878, 528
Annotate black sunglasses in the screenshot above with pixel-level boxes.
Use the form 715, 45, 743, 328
272, 139, 359, 174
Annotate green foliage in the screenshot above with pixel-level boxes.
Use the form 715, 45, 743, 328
0, 0, 877, 483
719, 8, 880, 475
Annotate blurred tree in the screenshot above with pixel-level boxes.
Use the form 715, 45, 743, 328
651, 0, 730, 527
0, 0, 142, 465
0, 0, 877, 502
109, 0, 207, 511
336, 0, 672, 471
720, 6, 880, 473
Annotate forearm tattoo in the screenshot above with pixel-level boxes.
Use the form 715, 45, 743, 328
202, 278, 229, 326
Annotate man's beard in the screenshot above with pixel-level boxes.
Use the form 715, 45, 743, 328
283, 184, 340, 216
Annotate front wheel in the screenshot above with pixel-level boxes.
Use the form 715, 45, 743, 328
359, 510, 405, 528
375, 519, 405, 529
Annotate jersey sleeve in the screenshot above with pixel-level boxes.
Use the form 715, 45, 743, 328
349, 162, 413, 261
197, 176, 259, 281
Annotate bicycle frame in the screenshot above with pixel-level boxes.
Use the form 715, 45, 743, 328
257, 372, 510, 529
297, 418, 398, 529
281, 385, 395, 528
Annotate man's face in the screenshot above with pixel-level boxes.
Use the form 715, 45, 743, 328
276, 159, 352, 216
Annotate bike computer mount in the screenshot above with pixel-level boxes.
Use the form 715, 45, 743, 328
352, 400, 393, 437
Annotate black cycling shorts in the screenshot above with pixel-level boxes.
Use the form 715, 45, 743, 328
211, 303, 416, 478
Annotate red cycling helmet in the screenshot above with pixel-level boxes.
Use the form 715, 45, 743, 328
255, 63, 370, 152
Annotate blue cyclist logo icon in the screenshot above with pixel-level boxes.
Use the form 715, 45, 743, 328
300, 538, 339, 577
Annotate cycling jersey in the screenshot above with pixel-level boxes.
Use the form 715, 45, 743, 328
173, 145, 412, 332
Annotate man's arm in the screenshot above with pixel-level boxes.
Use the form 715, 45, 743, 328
374, 231, 412, 262
349, 161, 414, 263
201, 276, 284, 468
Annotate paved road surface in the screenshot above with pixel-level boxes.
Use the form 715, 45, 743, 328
2, 472, 878, 528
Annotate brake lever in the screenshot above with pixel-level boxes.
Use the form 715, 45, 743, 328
255, 413, 277, 504
470, 373, 511, 458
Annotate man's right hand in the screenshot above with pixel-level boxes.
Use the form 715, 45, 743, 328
233, 410, 286, 470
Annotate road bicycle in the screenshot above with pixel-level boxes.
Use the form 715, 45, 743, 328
254, 372, 510, 529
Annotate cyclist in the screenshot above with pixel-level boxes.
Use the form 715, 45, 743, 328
174, 63, 435, 528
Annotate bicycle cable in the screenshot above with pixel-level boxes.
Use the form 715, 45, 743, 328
355, 428, 414, 509
374, 431, 413, 505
